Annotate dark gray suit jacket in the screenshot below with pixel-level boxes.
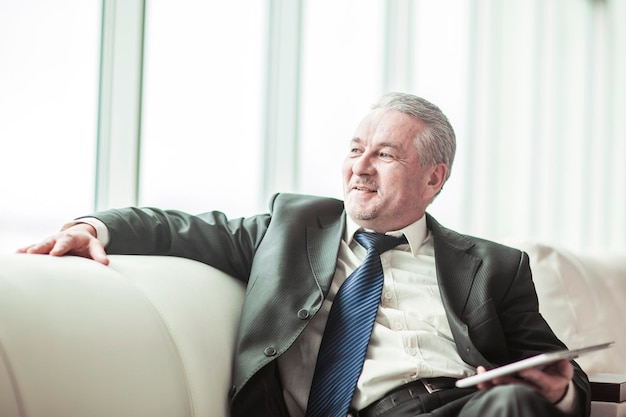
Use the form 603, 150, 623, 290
92, 193, 590, 417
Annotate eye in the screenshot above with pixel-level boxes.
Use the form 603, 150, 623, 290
379, 151, 395, 161
349, 147, 363, 155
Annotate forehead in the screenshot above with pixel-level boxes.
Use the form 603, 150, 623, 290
353, 108, 424, 146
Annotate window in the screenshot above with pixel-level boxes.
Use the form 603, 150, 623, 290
139, 1, 266, 218
0, 0, 100, 252
299, 0, 385, 200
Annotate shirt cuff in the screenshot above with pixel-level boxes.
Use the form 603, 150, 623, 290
61, 217, 110, 247
555, 380, 578, 416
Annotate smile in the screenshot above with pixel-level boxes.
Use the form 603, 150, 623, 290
354, 186, 377, 192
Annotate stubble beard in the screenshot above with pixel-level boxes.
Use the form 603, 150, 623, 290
346, 196, 380, 221
344, 178, 382, 223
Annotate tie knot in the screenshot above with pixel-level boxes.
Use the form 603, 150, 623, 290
354, 231, 407, 254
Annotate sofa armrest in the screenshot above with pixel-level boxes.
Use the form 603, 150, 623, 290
0, 254, 245, 417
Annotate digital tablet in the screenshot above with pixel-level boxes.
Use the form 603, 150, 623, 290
455, 341, 614, 388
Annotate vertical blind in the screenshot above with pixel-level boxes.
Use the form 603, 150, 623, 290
447, 0, 626, 250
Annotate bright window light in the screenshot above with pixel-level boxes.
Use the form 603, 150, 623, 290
0, 0, 100, 253
139, 1, 266, 218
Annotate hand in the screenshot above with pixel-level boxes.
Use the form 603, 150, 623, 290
476, 359, 573, 404
17, 223, 110, 265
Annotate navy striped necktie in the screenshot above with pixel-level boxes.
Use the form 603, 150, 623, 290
305, 231, 408, 417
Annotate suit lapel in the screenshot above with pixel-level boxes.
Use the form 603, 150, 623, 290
306, 212, 345, 295
434, 242, 479, 317
427, 214, 489, 366
427, 214, 480, 315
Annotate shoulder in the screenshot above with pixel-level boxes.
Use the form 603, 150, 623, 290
269, 193, 345, 217
262, 193, 345, 243
426, 213, 524, 262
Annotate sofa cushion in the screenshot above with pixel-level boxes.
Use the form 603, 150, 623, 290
515, 242, 626, 374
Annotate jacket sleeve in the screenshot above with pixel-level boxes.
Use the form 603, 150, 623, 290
85, 206, 270, 281
494, 250, 591, 417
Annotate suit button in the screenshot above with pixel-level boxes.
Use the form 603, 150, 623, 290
297, 309, 310, 320
264, 347, 277, 357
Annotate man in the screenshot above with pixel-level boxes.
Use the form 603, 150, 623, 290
20, 92, 590, 417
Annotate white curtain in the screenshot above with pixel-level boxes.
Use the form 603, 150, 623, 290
420, 0, 626, 251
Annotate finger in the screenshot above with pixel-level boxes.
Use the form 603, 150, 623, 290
519, 359, 572, 381
477, 380, 495, 390
491, 374, 526, 386
88, 239, 110, 265
476, 366, 497, 390
48, 235, 77, 257
551, 359, 574, 379
24, 238, 57, 254
517, 367, 571, 403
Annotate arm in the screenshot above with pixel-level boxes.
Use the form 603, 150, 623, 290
478, 250, 591, 415
90, 207, 269, 279
18, 207, 271, 281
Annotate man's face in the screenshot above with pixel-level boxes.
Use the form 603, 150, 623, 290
342, 108, 446, 233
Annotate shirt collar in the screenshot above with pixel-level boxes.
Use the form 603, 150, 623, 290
345, 215, 428, 257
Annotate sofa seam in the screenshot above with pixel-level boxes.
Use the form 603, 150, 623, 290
108, 265, 198, 417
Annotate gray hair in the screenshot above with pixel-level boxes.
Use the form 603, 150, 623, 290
371, 92, 456, 183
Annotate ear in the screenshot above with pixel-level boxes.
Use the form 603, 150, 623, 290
425, 163, 448, 197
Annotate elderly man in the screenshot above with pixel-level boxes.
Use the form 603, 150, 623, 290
21, 92, 590, 417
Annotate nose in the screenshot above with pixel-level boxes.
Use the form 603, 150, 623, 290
351, 152, 376, 176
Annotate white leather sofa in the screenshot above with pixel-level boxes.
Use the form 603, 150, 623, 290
0, 254, 245, 417
0, 242, 624, 417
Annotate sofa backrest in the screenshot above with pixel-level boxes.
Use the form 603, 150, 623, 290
516, 242, 626, 375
